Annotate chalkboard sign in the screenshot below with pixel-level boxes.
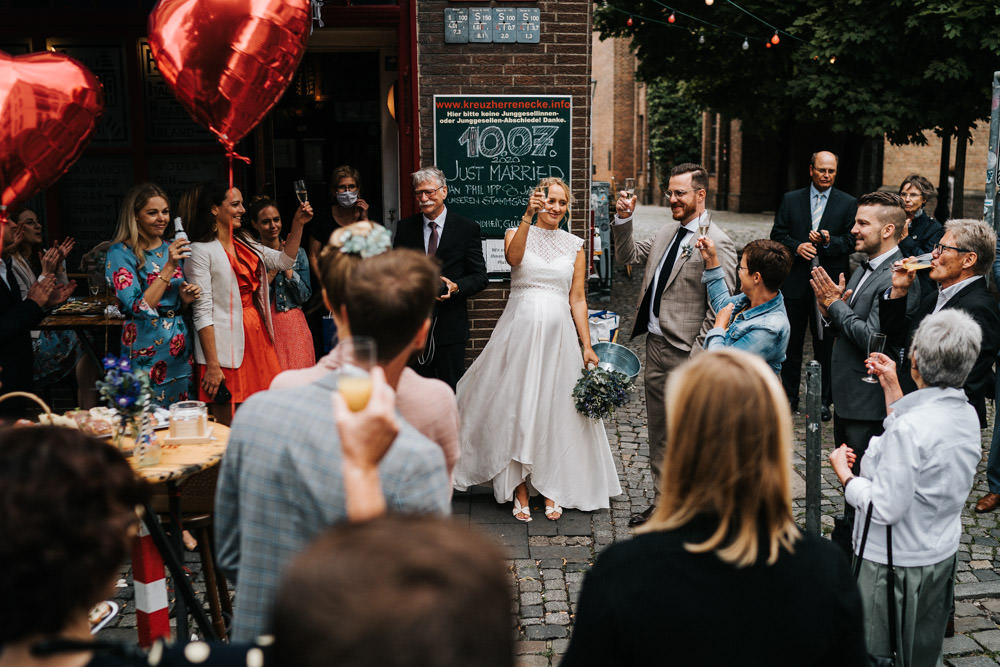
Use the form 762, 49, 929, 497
433, 94, 572, 245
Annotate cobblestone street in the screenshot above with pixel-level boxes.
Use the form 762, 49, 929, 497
99, 206, 1000, 666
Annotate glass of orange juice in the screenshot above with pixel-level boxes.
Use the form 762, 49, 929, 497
338, 336, 377, 411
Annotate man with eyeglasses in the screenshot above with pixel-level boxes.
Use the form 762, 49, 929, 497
394, 165, 487, 390
879, 218, 1000, 512
613, 162, 737, 527
810, 191, 920, 555
770, 151, 857, 422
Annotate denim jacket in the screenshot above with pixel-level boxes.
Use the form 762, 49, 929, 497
272, 247, 311, 312
701, 266, 790, 374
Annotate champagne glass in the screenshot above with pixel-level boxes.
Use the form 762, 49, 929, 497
900, 252, 933, 271
293, 179, 309, 204
534, 185, 548, 214
862, 333, 887, 384
338, 336, 377, 411
698, 212, 711, 238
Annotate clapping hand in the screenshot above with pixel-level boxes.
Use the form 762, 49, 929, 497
809, 266, 850, 314
356, 198, 369, 221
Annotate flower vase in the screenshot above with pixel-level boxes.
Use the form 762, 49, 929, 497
134, 409, 161, 468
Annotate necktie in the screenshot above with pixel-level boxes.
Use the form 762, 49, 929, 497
849, 261, 873, 306
811, 194, 824, 231
427, 221, 439, 256
652, 228, 690, 317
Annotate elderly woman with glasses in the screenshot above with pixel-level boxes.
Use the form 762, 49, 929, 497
898, 174, 944, 258
831, 309, 983, 667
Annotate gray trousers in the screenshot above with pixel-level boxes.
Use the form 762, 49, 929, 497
857, 553, 956, 667
643, 334, 691, 496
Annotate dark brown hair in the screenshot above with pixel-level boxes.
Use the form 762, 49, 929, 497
273, 515, 513, 667
858, 191, 906, 239
670, 162, 709, 192
742, 239, 793, 292
343, 249, 439, 362
0, 427, 149, 643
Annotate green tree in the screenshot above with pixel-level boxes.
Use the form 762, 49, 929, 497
647, 79, 702, 190
595, 0, 1000, 206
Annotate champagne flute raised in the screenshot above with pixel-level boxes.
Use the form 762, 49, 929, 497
293, 179, 309, 205
862, 333, 887, 384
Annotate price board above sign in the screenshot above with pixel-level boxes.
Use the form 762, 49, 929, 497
444, 8, 540, 44
434, 94, 572, 277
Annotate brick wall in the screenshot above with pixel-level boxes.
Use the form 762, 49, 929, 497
882, 124, 990, 217
415, 0, 594, 365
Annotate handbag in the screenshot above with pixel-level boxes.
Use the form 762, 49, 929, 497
853, 503, 897, 667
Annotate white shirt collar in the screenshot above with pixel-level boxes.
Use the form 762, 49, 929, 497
423, 206, 448, 228
937, 275, 982, 308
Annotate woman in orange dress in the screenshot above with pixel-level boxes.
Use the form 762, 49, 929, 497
185, 182, 311, 423
246, 195, 315, 370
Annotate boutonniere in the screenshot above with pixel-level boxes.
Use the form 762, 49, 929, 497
680, 244, 694, 259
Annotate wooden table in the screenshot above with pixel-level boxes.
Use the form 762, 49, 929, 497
37, 296, 124, 362
130, 424, 230, 647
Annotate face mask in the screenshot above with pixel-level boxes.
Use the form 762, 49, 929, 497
336, 191, 358, 207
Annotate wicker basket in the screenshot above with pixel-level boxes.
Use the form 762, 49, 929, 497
0, 391, 70, 425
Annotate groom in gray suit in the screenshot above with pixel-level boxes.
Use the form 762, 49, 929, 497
613, 163, 737, 526
810, 191, 920, 552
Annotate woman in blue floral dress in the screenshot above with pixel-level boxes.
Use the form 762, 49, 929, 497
106, 183, 202, 406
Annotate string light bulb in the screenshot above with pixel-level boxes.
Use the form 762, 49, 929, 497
705, 0, 714, 4
698, 34, 705, 44
770, 31, 780, 45
765, 42, 771, 48
668, 12, 676, 23
742, 37, 749, 50
829, 55, 837, 64
627, 16, 633, 26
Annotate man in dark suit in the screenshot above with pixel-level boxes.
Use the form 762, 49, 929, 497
393, 166, 488, 390
770, 151, 857, 420
0, 221, 69, 416
810, 191, 921, 554
879, 218, 1000, 511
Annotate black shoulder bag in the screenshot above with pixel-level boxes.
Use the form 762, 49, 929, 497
853, 503, 897, 667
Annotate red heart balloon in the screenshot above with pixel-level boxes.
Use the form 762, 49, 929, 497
0, 50, 104, 215
148, 0, 311, 153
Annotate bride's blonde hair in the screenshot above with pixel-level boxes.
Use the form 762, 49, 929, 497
638, 349, 800, 567
534, 177, 571, 207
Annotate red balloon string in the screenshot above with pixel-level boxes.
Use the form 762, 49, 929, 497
0, 207, 8, 260
224, 148, 251, 190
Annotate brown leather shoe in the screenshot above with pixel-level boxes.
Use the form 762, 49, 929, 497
975, 492, 1000, 513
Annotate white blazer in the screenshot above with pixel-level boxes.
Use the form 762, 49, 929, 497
187, 238, 294, 368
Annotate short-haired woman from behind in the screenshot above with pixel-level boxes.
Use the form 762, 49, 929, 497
563, 349, 866, 666
832, 309, 983, 667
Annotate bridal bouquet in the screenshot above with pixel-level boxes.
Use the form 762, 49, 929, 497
572, 366, 633, 420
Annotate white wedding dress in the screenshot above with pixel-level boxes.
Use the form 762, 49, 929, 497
453, 226, 623, 510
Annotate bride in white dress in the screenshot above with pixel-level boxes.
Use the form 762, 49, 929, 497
453, 178, 622, 521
